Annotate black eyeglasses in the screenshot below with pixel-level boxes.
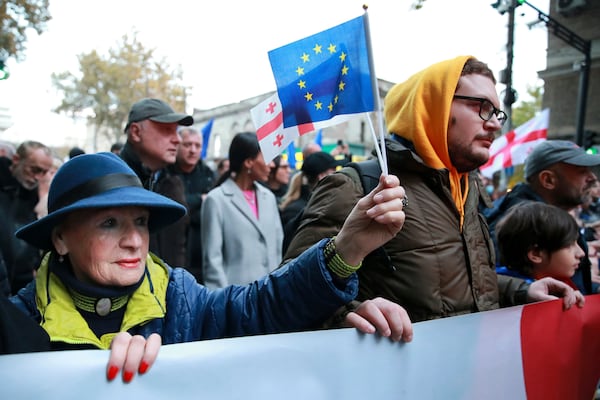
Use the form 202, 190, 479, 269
453, 95, 507, 126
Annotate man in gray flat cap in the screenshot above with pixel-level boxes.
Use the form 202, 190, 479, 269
486, 139, 600, 294
120, 98, 193, 269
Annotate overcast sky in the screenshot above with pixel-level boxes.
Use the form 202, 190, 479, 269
0, 0, 549, 146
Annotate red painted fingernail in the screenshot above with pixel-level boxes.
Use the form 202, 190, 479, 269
123, 371, 134, 383
138, 361, 149, 374
107, 365, 119, 381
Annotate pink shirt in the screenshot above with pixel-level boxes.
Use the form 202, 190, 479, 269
243, 189, 258, 218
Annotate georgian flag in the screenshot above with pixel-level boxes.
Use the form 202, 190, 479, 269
250, 92, 354, 163
250, 92, 315, 163
480, 108, 549, 179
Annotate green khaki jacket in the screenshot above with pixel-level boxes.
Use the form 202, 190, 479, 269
284, 139, 528, 322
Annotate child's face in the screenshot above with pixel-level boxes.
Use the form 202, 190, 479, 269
536, 242, 584, 281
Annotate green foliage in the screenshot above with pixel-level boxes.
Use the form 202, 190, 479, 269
52, 32, 189, 147
0, 58, 9, 79
411, 0, 427, 10
0, 0, 51, 61
511, 83, 543, 127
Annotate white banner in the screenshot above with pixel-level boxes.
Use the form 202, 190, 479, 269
2, 297, 599, 400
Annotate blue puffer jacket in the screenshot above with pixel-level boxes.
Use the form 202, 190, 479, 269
11, 239, 358, 347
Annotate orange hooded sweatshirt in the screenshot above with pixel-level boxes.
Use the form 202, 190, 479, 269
384, 55, 473, 229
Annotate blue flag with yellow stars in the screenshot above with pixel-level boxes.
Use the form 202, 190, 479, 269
268, 15, 375, 128
200, 118, 214, 160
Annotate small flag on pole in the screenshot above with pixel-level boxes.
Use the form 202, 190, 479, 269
287, 141, 297, 170
252, 12, 383, 165
251, 92, 353, 163
200, 118, 214, 160
314, 129, 323, 147
251, 92, 314, 163
480, 109, 549, 179
268, 15, 375, 129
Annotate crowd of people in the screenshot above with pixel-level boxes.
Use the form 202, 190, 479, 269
0, 55, 593, 392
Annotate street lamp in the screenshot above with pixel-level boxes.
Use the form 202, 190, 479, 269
492, 0, 591, 146
491, 0, 521, 131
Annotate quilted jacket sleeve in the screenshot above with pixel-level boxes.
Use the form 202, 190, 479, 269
168, 240, 359, 342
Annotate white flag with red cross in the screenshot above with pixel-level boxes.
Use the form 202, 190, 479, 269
480, 108, 549, 179
251, 92, 354, 163
251, 92, 314, 163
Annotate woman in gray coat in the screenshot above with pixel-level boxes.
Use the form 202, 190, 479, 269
201, 132, 284, 288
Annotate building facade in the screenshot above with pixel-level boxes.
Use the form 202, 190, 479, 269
540, 0, 600, 141
0, 105, 12, 135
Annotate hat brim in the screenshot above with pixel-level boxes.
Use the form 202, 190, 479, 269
149, 113, 194, 126
124, 113, 193, 132
16, 186, 186, 250
564, 153, 600, 168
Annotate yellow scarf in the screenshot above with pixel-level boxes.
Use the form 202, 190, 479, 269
384, 55, 473, 229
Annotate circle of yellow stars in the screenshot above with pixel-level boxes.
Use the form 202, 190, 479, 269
294, 42, 350, 115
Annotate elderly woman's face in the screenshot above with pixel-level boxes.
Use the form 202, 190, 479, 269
52, 206, 150, 287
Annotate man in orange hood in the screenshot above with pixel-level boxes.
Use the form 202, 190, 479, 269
284, 56, 583, 322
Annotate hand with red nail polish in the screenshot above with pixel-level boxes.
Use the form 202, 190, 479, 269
123, 371, 134, 383
107, 332, 161, 383
138, 361, 149, 374
106, 365, 119, 381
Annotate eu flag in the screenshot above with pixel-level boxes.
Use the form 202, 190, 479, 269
201, 118, 214, 159
286, 140, 297, 170
268, 15, 375, 128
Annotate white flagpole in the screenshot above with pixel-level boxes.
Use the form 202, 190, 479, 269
362, 5, 388, 176
366, 113, 385, 165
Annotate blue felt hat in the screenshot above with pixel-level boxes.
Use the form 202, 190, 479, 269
16, 152, 187, 250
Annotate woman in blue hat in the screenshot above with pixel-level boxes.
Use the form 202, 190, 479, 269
10, 152, 412, 381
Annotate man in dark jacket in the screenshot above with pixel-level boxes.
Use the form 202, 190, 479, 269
121, 98, 192, 268
284, 56, 580, 322
486, 140, 600, 295
0, 140, 53, 294
0, 295, 50, 354
0, 249, 10, 297
169, 127, 216, 282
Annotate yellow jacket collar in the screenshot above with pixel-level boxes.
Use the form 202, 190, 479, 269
35, 253, 169, 349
